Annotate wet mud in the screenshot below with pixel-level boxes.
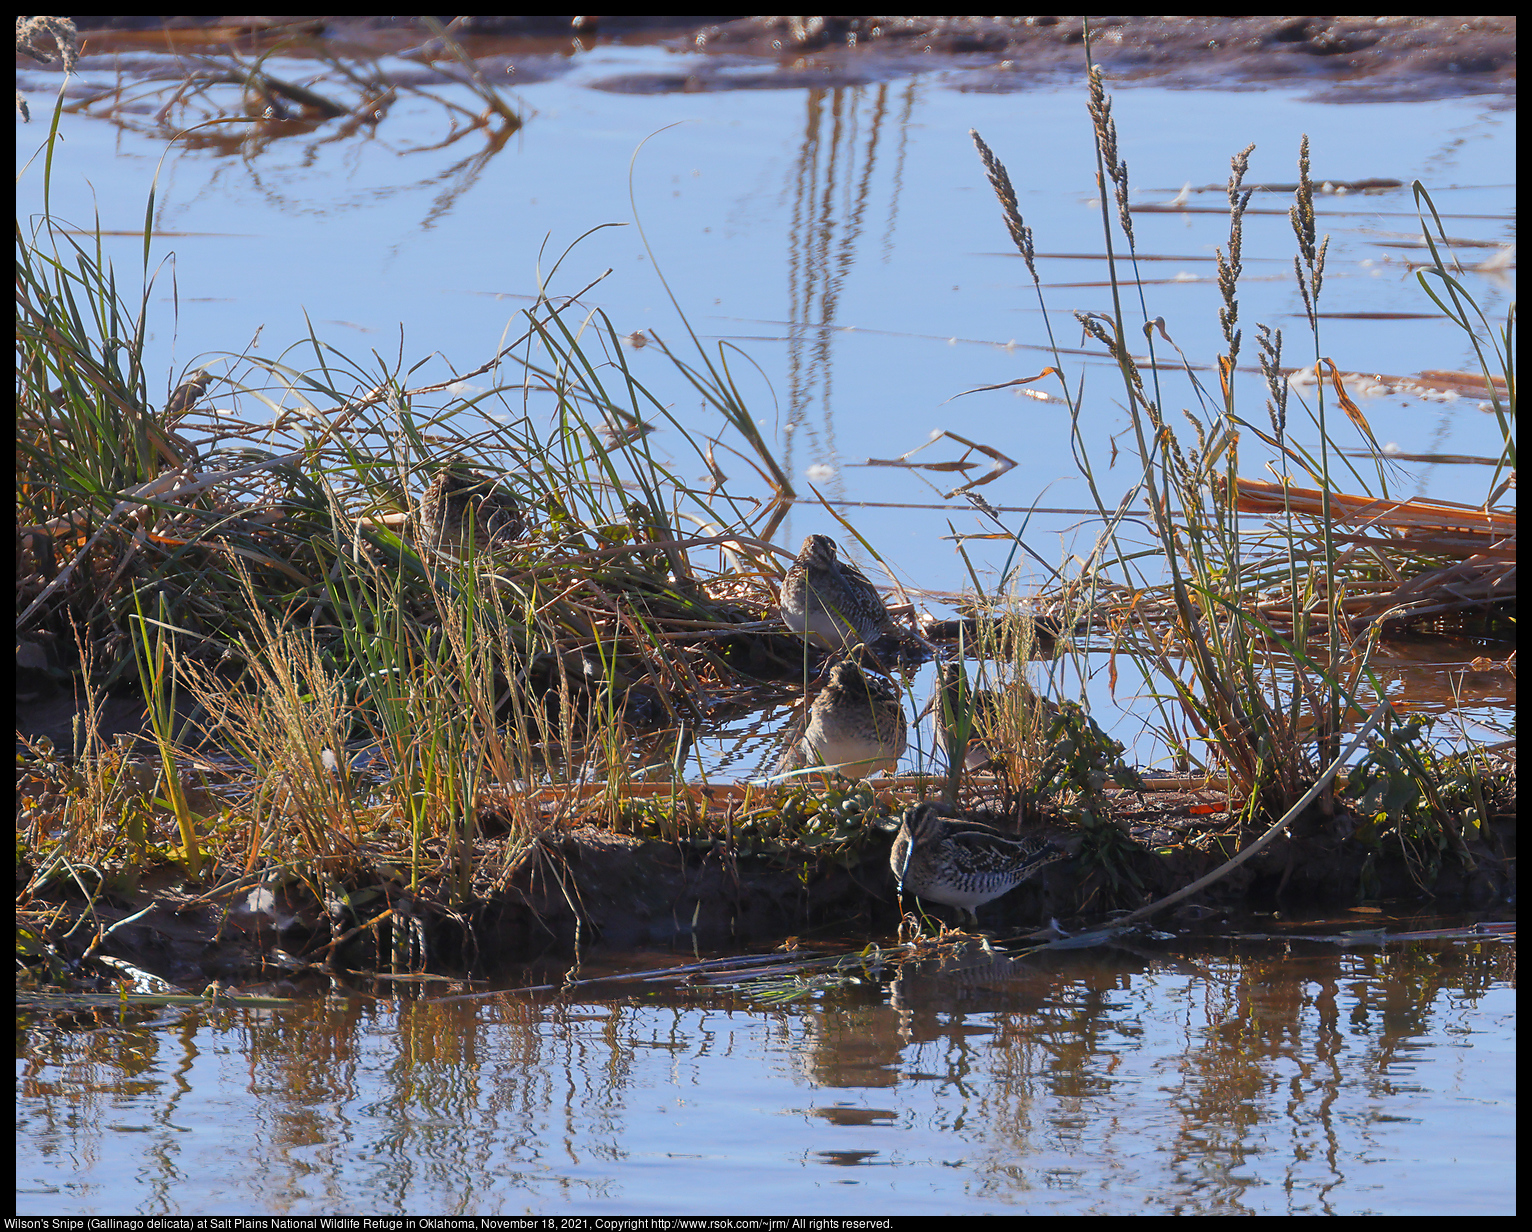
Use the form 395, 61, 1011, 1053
22, 13, 1516, 997
66, 16, 1516, 101
24, 804, 1514, 991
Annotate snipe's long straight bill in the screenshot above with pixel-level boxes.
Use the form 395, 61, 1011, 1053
890, 800, 1067, 924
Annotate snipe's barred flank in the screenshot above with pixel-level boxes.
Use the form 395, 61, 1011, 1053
417, 455, 525, 556
890, 801, 1065, 924
778, 534, 894, 652
778, 656, 907, 779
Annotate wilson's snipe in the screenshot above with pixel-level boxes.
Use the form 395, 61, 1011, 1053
890, 800, 1065, 924
930, 661, 1060, 772
778, 655, 908, 778
778, 534, 894, 652
417, 455, 525, 556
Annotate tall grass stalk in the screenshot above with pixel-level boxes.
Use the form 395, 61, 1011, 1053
128, 590, 203, 880
962, 29, 1515, 837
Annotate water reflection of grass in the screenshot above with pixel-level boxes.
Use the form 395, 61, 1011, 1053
16, 30, 1513, 989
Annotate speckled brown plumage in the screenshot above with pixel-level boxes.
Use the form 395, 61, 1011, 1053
890, 800, 1065, 924
417, 455, 525, 556
778, 534, 893, 652
778, 656, 907, 778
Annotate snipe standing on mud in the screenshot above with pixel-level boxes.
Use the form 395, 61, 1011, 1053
417, 454, 525, 556
777, 654, 908, 778
890, 800, 1066, 925
930, 660, 1061, 772
778, 534, 894, 653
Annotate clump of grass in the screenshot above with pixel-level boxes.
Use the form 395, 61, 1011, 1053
18, 28, 1512, 972
930, 601, 1143, 893
15, 85, 829, 928
962, 25, 1512, 887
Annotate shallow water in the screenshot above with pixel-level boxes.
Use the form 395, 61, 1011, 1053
16, 40, 1513, 557
16, 911, 1514, 1215
15, 39, 1514, 772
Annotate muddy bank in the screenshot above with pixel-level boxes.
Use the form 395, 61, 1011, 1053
21, 804, 1514, 991
461, 808, 1516, 968
62, 16, 1516, 99
685, 16, 1517, 96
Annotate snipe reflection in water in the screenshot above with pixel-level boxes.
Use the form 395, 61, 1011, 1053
12, 916, 1514, 1215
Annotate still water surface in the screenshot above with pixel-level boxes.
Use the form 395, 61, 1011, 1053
15, 40, 1515, 769
16, 914, 1513, 1215
16, 40, 1514, 557
14, 44, 1514, 1213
